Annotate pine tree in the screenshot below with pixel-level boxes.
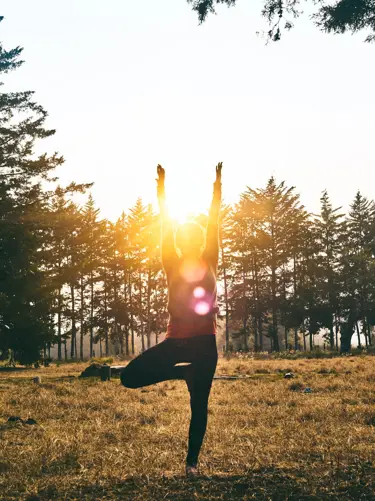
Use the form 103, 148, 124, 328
286, 208, 311, 350
341, 192, 375, 350
142, 204, 161, 349
314, 191, 345, 350
80, 195, 101, 358
128, 199, 149, 352
0, 19, 63, 363
218, 204, 233, 351
244, 178, 303, 351
228, 200, 253, 350
47, 188, 75, 360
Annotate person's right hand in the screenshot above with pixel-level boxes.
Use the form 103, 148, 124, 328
157, 164, 165, 183
215, 162, 222, 183
156, 164, 165, 200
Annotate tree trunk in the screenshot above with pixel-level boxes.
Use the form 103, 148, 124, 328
80, 276, 84, 360
294, 327, 299, 351
270, 217, 280, 352
221, 245, 230, 351
253, 251, 262, 352
329, 323, 335, 350
146, 268, 152, 349
70, 285, 76, 359
113, 264, 119, 352
292, 254, 301, 351
57, 290, 62, 361
284, 325, 288, 351
139, 272, 145, 352
104, 268, 109, 356
253, 316, 258, 352
90, 271, 94, 358
119, 329, 124, 355
57, 240, 63, 360
367, 321, 372, 346
243, 318, 248, 351
242, 267, 248, 351
271, 267, 279, 350
129, 274, 135, 355
125, 328, 129, 356
340, 318, 354, 353
258, 316, 263, 351
355, 321, 362, 348
124, 279, 129, 356
362, 319, 369, 347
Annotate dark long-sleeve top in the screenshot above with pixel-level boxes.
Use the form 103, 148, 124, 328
159, 181, 221, 339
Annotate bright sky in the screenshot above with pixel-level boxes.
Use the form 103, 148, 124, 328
2, 0, 375, 221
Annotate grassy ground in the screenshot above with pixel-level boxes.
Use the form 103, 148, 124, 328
1, 356, 375, 500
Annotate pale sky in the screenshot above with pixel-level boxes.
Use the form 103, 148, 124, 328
2, 0, 375, 220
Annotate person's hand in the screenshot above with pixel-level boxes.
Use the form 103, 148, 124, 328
156, 164, 165, 200
213, 162, 222, 201
215, 162, 222, 183
157, 164, 165, 183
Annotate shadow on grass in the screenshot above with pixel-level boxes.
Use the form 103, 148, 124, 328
0, 366, 31, 372
30, 466, 375, 501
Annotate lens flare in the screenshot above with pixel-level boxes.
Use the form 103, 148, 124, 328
180, 260, 207, 283
193, 286, 205, 299
195, 301, 210, 315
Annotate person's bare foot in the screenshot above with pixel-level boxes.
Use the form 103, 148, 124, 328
186, 464, 199, 478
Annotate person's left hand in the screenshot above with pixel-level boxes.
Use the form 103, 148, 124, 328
156, 164, 166, 200
215, 162, 223, 183
157, 164, 165, 183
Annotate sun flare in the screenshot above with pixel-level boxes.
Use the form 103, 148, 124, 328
166, 192, 201, 224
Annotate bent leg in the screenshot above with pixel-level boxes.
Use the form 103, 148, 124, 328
120, 340, 184, 389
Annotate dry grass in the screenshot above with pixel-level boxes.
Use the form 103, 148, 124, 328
1, 356, 375, 500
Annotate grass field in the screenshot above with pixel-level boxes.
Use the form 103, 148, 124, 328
1, 355, 375, 500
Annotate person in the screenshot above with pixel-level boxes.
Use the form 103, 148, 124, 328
121, 162, 222, 477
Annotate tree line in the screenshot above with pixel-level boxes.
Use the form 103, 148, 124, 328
221, 184, 375, 353
1, 19, 374, 364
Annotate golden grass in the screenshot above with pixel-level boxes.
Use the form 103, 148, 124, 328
1, 356, 375, 500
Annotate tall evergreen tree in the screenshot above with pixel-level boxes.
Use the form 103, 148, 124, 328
218, 204, 233, 351
314, 191, 345, 350
244, 178, 304, 351
128, 198, 149, 351
80, 194, 101, 358
0, 18, 63, 363
341, 192, 375, 350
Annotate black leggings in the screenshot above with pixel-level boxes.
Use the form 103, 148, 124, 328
120, 335, 218, 466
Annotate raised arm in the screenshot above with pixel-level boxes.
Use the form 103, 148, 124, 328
156, 164, 178, 271
203, 162, 222, 268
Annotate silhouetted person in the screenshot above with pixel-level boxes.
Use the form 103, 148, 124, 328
121, 162, 222, 476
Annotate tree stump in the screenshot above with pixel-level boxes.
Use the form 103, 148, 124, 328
100, 365, 111, 381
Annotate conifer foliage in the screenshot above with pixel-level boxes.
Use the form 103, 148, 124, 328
187, 0, 375, 42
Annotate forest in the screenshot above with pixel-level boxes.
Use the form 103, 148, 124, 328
1, 18, 375, 365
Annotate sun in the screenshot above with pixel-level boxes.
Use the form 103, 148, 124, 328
166, 191, 200, 224
157, 176, 211, 224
